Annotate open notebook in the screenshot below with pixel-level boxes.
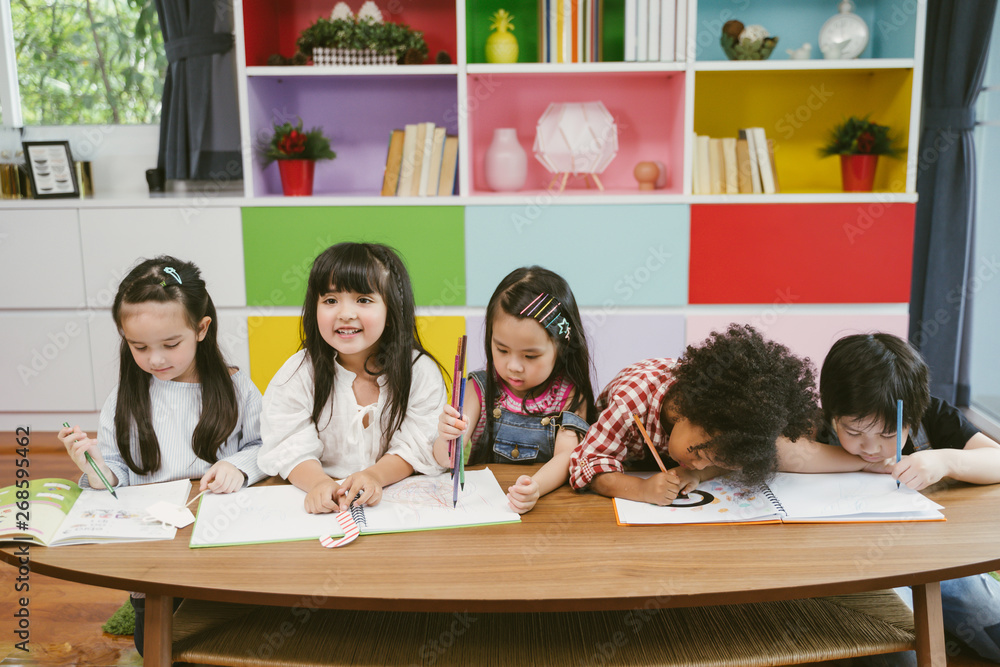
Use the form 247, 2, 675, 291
0, 478, 191, 546
190, 468, 520, 548
614, 471, 945, 526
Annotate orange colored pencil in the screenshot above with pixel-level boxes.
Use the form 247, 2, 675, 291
630, 414, 668, 474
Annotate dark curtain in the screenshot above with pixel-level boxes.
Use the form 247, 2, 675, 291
155, 0, 243, 182
910, 0, 997, 405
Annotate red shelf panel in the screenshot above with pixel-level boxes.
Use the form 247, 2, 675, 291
689, 203, 916, 304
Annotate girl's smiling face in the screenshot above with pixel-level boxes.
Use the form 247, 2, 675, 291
833, 416, 909, 463
120, 301, 209, 383
316, 289, 387, 371
490, 312, 557, 398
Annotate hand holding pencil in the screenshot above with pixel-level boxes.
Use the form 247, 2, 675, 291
58, 422, 118, 498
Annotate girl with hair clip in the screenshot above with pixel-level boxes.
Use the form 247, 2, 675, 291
258, 242, 447, 514
434, 266, 596, 513
58, 255, 266, 655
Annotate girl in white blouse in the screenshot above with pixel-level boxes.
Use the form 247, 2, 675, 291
258, 243, 447, 514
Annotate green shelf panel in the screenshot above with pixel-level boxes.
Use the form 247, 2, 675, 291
242, 206, 465, 307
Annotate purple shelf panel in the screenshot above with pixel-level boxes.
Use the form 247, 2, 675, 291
248, 75, 459, 196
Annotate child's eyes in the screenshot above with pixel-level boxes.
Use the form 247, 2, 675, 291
357, 297, 373, 304
165, 343, 180, 349
322, 297, 337, 305
524, 355, 539, 360
132, 345, 147, 351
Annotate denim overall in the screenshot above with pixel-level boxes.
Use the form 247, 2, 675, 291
469, 371, 590, 464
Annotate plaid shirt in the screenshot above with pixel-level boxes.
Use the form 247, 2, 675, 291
568, 358, 678, 490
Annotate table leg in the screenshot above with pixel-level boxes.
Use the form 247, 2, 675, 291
144, 593, 173, 667
912, 582, 946, 667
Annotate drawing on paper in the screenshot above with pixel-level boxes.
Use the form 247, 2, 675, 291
383, 477, 479, 510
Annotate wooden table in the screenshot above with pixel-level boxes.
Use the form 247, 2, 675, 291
4, 465, 1000, 667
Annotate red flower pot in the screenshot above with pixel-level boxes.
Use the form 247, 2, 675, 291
277, 159, 316, 196
839, 154, 879, 192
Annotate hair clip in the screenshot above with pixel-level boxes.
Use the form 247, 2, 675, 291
520, 293, 572, 340
163, 267, 182, 285
159, 280, 166, 287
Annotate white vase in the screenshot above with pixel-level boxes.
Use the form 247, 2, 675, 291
484, 128, 527, 191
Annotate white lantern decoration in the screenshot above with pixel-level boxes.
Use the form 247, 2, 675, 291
533, 101, 618, 191
330, 2, 353, 20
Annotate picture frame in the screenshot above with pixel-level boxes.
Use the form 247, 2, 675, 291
22, 140, 79, 198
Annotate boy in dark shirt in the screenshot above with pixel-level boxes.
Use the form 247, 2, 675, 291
820, 332, 1000, 664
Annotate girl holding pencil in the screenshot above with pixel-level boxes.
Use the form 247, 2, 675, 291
58, 256, 265, 656
433, 266, 596, 513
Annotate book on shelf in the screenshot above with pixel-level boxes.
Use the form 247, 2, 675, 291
190, 469, 520, 548
694, 134, 711, 195
614, 472, 945, 526
659, 0, 676, 62
708, 137, 725, 195
647, 0, 660, 61
721, 136, 738, 194
409, 122, 429, 197
416, 121, 435, 197
425, 127, 447, 196
735, 137, 753, 194
0, 478, 191, 547
750, 127, 776, 194
381, 128, 405, 197
624, 0, 637, 61
740, 128, 763, 194
397, 124, 419, 197
766, 137, 781, 193
674, 0, 687, 61
636, 0, 649, 60
437, 135, 459, 196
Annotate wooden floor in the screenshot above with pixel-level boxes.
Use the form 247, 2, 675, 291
0, 432, 994, 666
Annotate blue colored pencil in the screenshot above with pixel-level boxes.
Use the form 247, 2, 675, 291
458, 376, 467, 491
451, 335, 468, 507
63, 422, 117, 500
896, 399, 903, 489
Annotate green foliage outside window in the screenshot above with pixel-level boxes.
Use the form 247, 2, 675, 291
12, 0, 165, 125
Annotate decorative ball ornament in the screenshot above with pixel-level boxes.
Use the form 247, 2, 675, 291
819, 0, 869, 59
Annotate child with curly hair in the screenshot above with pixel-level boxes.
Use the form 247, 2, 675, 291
569, 324, 877, 504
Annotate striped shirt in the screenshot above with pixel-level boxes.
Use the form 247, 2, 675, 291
568, 358, 677, 490
87, 369, 265, 489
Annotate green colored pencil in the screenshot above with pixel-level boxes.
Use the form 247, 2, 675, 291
63, 422, 118, 499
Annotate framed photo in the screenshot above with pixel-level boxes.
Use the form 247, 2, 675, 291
22, 141, 79, 198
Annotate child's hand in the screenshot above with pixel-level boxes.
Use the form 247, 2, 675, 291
304, 478, 342, 514
638, 470, 685, 506
674, 466, 702, 495
894, 451, 948, 490
438, 404, 468, 441
337, 471, 383, 510
58, 425, 103, 476
199, 461, 245, 494
506, 475, 540, 514
860, 458, 895, 474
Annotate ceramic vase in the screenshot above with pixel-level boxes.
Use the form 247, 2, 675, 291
278, 159, 316, 196
484, 128, 527, 192
839, 154, 878, 192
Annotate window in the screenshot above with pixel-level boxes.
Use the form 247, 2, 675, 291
970, 12, 1000, 428
3, 0, 164, 126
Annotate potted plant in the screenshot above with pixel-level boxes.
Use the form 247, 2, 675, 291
260, 118, 336, 196
296, 16, 429, 66
819, 115, 904, 192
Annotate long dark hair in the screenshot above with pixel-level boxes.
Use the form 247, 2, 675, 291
112, 256, 237, 474
475, 266, 596, 464
300, 242, 434, 441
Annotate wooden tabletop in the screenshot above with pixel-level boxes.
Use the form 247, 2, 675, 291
3, 465, 1000, 613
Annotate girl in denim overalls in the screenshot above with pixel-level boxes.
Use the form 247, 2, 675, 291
434, 267, 596, 513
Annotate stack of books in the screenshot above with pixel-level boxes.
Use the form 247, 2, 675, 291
624, 0, 687, 62
540, 0, 603, 63
692, 128, 780, 195
381, 123, 459, 197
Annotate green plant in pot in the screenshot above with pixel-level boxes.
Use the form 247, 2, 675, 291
297, 16, 429, 65
819, 115, 904, 192
260, 118, 336, 196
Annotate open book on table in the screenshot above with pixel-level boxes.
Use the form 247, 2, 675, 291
613, 471, 945, 526
0, 478, 191, 546
189, 467, 520, 548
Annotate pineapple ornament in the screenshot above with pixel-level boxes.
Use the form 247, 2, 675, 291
486, 9, 518, 63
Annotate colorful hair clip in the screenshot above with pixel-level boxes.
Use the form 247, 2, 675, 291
164, 267, 182, 285
159, 280, 167, 287
519, 293, 572, 340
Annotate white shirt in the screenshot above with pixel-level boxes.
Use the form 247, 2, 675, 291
88, 369, 265, 489
258, 349, 447, 479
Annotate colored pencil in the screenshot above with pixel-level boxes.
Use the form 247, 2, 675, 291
451, 335, 468, 507
896, 399, 903, 489
631, 414, 669, 474
64, 422, 118, 499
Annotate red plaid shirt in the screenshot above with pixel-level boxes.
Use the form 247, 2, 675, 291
568, 358, 678, 490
